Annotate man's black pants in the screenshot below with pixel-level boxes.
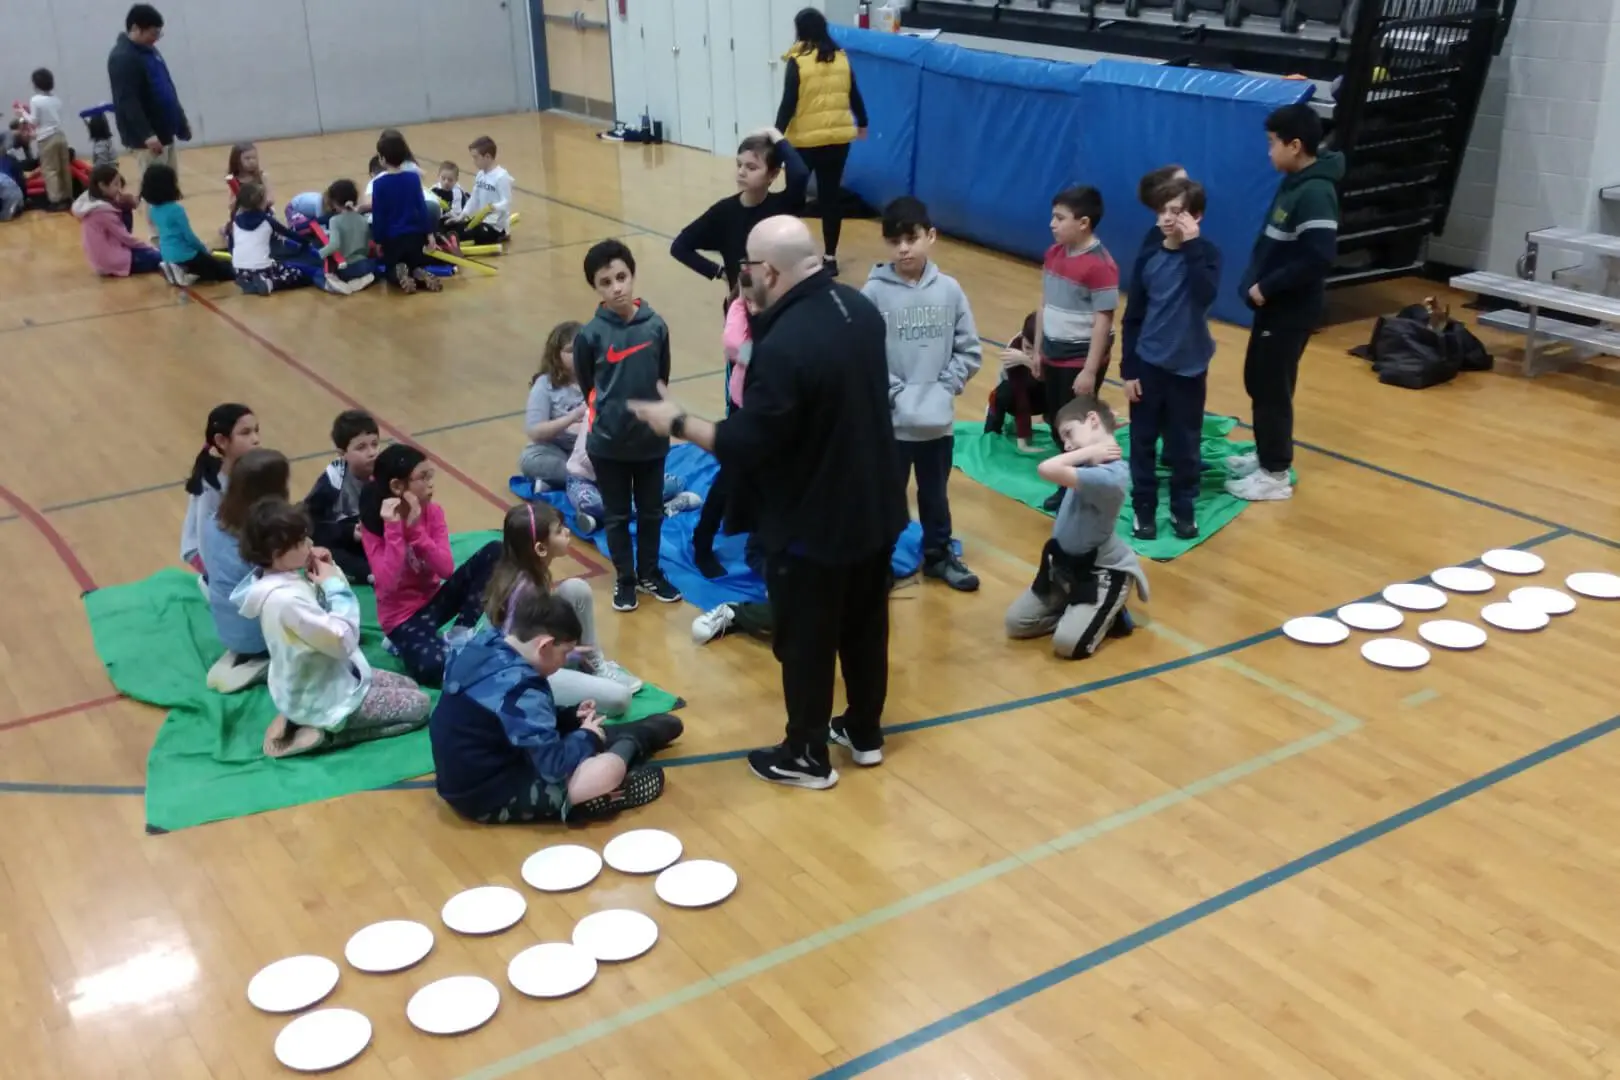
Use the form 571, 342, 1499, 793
764, 547, 890, 750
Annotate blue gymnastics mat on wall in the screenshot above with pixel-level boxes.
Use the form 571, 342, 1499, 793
834, 27, 932, 212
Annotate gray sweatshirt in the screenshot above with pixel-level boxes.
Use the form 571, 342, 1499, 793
861, 261, 982, 442
1054, 459, 1150, 602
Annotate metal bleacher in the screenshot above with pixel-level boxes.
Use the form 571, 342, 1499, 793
904, 0, 1511, 290
1451, 228, 1620, 376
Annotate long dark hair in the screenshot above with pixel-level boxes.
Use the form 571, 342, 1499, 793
794, 8, 837, 62
359, 443, 427, 536
185, 403, 254, 496
484, 502, 564, 628
216, 449, 290, 535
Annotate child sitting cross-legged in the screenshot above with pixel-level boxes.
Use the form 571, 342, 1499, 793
73, 164, 160, 277
232, 180, 314, 295
303, 408, 379, 584
429, 590, 682, 825
235, 498, 432, 758
142, 163, 235, 286
1004, 396, 1148, 659
315, 179, 375, 292
485, 502, 644, 715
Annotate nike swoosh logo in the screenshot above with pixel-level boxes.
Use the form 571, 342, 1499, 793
606, 342, 651, 364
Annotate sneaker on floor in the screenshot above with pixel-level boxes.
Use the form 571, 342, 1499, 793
694, 549, 726, 580
1132, 514, 1157, 541
663, 491, 702, 516
1042, 487, 1066, 513
587, 655, 644, 694
1107, 608, 1135, 639
612, 578, 639, 612
748, 742, 838, 790
830, 722, 883, 767
637, 571, 682, 603
922, 552, 979, 592
823, 255, 839, 278
1172, 516, 1199, 540
691, 603, 736, 645
1226, 469, 1293, 502
576, 510, 599, 534
1225, 451, 1260, 478
571, 764, 666, 820
206, 651, 269, 694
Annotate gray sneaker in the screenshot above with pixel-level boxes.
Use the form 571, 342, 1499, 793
923, 552, 980, 592
663, 491, 702, 516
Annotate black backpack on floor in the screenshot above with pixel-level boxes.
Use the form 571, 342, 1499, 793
1363, 304, 1492, 389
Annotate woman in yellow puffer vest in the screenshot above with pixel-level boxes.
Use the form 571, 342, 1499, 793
775, 7, 868, 276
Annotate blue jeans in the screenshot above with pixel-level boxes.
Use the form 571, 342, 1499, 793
0, 175, 21, 221
130, 247, 164, 274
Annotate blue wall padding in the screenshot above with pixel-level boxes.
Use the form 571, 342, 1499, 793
832, 27, 932, 211
914, 46, 1090, 258
1073, 61, 1314, 326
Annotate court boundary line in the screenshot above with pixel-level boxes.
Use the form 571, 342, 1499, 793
456, 630, 1366, 1080
0, 482, 98, 593
811, 707, 1620, 1078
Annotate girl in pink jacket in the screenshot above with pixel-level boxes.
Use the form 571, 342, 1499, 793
73, 164, 161, 277
358, 443, 500, 686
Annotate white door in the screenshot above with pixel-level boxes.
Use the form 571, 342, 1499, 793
729, 0, 776, 138
638, 0, 682, 141
707, 0, 738, 154
609, 0, 648, 126
672, 0, 713, 150
421, 0, 523, 119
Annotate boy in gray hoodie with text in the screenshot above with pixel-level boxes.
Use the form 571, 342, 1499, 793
862, 197, 982, 591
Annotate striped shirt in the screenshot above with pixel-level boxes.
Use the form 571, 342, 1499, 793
1041, 239, 1120, 367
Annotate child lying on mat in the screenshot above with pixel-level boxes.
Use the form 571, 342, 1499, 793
1004, 396, 1148, 659
236, 498, 432, 758
984, 312, 1047, 453
563, 411, 700, 536
429, 590, 681, 824
486, 502, 643, 716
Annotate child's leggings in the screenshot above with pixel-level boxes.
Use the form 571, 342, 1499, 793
385, 541, 501, 686
327, 671, 432, 747
237, 263, 312, 292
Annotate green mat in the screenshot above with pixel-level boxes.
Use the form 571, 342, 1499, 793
952, 416, 1260, 561
86, 531, 680, 832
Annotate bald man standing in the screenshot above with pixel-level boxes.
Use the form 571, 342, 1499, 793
633, 216, 906, 789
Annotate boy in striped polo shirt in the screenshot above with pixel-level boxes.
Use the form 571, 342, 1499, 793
1035, 185, 1119, 511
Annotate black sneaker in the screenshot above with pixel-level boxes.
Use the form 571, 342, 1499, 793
570, 764, 665, 820
984, 407, 1006, 436
612, 577, 638, 612
1172, 516, 1199, 540
1107, 608, 1135, 639
830, 721, 883, 766
747, 742, 838, 790
822, 255, 840, 278
1132, 514, 1158, 541
923, 552, 979, 592
605, 713, 684, 765
637, 571, 683, 603
1042, 487, 1065, 513
694, 549, 726, 580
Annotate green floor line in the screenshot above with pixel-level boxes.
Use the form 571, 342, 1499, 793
457, 624, 1363, 1080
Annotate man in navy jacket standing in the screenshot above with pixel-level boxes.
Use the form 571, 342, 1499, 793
108, 4, 190, 229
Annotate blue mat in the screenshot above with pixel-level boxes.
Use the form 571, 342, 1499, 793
510, 444, 932, 612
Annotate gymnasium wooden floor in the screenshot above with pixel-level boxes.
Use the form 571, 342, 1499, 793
3, 112, 1620, 1079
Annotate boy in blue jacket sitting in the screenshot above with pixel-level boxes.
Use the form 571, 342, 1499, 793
1119, 177, 1221, 542
428, 590, 681, 824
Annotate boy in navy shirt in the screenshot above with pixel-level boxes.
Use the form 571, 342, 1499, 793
1119, 177, 1220, 541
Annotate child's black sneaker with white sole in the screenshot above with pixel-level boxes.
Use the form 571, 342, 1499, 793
637, 571, 682, 603
747, 742, 838, 789
830, 721, 883, 766
612, 577, 638, 612
1172, 516, 1199, 540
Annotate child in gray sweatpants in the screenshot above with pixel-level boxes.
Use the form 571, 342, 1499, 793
1004, 395, 1148, 658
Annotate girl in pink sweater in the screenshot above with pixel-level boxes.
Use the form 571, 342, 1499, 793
359, 444, 500, 686
73, 164, 161, 277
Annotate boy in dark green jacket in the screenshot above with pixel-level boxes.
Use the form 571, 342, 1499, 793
1226, 103, 1344, 503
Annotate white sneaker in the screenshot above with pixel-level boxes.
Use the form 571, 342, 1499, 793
1225, 451, 1260, 478
691, 603, 735, 645
206, 651, 269, 693
589, 656, 644, 694
1226, 469, 1293, 501
663, 491, 702, 517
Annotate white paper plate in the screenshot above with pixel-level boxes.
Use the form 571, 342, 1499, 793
1430, 566, 1495, 593
521, 844, 604, 892
1481, 548, 1544, 575
247, 955, 340, 1013
1566, 571, 1620, 599
1508, 586, 1576, 615
1282, 616, 1350, 646
1360, 638, 1431, 670
1480, 602, 1549, 632
572, 909, 659, 962
1417, 619, 1488, 650
507, 942, 598, 998
1336, 603, 1404, 632
602, 829, 683, 875
344, 920, 434, 974
655, 860, 740, 908
1382, 583, 1448, 611
406, 975, 501, 1035
274, 1008, 372, 1072
441, 886, 527, 935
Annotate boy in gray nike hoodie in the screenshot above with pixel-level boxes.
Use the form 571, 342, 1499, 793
862, 197, 983, 592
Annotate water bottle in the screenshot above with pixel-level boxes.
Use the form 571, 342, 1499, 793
858, 0, 871, 28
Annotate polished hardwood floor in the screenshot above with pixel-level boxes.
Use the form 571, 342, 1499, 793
2, 112, 1620, 1079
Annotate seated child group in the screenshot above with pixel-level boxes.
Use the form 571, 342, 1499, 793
139, 102, 1331, 820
